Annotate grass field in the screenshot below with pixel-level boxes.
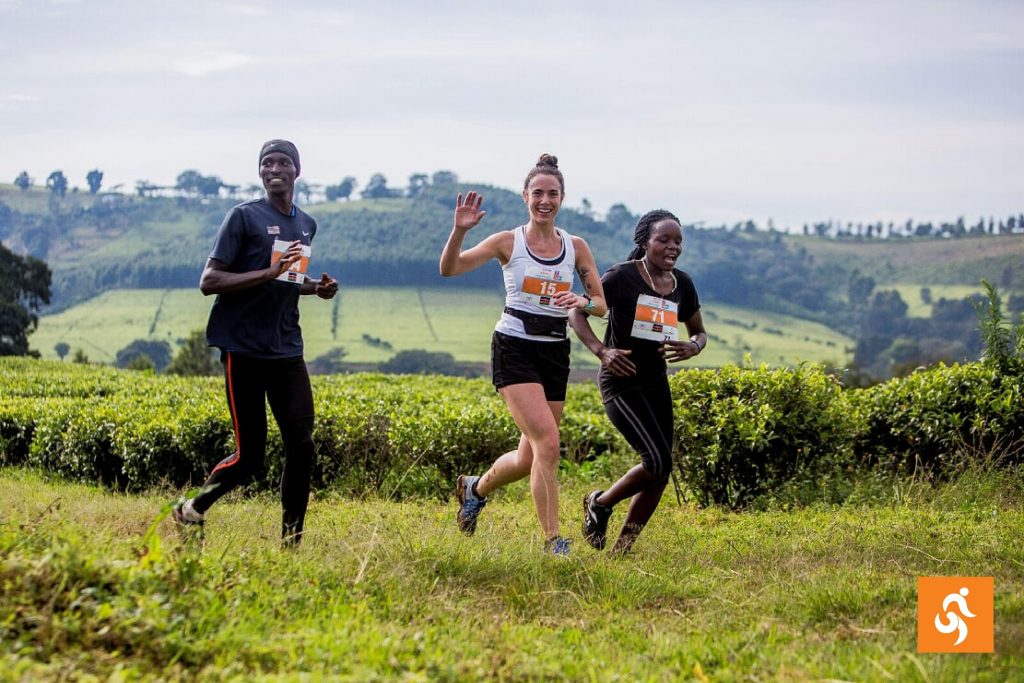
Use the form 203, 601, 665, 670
30, 288, 854, 368
1, 466, 1021, 681
789, 234, 1024, 287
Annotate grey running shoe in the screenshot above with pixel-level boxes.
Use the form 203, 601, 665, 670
582, 490, 612, 550
456, 474, 487, 536
544, 536, 572, 556
172, 499, 204, 527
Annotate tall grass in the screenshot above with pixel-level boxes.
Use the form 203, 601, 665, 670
2, 466, 1021, 681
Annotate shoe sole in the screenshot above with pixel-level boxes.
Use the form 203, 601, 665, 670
582, 491, 606, 550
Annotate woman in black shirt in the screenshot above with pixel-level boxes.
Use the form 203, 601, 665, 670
569, 209, 707, 553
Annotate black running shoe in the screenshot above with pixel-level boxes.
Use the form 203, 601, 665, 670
582, 490, 612, 550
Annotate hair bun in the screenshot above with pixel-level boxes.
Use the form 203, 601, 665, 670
536, 153, 559, 169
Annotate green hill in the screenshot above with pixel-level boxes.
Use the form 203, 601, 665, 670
5, 180, 1022, 377
30, 287, 853, 369
787, 233, 1024, 290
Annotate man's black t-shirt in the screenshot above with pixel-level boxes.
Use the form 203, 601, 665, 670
598, 261, 700, 400
205, 198, 317, 358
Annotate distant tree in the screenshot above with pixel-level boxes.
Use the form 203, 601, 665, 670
72, 348, 89, 364
380, 349, 467, 376
431, 170, 458, 186
14, 171, 32, 192
580, 198, 593, 218
54, 341, 70, 360
307, 346, 349, 375
1008, 293, 1024, 316
135, 180, 161, 197
605, 203, 635, 234
86, 169, 103, 195
325, 176, 357, 202
126, 355, 156, 372
362, 173, 400, 199
0, 242, 52, 356
920, 287, 932, 305
115, 339, 172, 372
847, 270, 875, 307
46, 170, 68, 198
407, 173, 429, 198
165, 329, 219, 376
295, 179, 315, 204
176, 170, 200, 195
196, 174, 224, 198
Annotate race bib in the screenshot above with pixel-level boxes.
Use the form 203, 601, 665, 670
631, 294, 678, 341
270, 239, 311, 285
519, 265, 572, 306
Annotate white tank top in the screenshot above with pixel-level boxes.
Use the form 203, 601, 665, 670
494, 225, 577, 342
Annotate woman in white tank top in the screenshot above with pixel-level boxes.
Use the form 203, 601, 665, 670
439, 154, 607, 555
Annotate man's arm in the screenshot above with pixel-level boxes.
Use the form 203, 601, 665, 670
199, 240, 303, 296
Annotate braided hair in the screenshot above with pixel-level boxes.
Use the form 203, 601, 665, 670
627, 209, 681, 261
523, 153, 565, 194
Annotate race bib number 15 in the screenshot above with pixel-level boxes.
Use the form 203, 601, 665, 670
631, 294, 678, 341
519, 265, 571, 306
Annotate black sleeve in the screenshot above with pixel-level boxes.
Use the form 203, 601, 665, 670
208, 207, 246, 266
676, 271, 701, 321
601, 263, 631, 313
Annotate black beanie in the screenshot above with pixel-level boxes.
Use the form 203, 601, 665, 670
259, 139, 300, 176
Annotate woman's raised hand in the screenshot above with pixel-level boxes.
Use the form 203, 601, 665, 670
454, 192, 486, 231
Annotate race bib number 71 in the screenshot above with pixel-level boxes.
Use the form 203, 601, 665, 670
631, 294, 678, 341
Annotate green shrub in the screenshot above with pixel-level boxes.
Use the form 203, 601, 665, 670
849, 362, 1023, 474
670, 363, 855, 509
2, 355, 1020, 505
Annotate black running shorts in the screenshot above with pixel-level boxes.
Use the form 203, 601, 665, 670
491, 331, 571, 401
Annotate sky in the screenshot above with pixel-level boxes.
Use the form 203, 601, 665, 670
1, 0, 1021, 229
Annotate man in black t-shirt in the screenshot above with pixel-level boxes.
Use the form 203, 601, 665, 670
173, 139, 338, 546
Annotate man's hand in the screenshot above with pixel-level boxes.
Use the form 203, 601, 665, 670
269, 240, 304, 279
313, 272, 338, 299
311, 272, 339, 299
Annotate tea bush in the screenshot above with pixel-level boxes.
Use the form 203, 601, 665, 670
2, 347, 1021, 506
849, 361, 1024, 474
670, 363, 855, 508
0, 361, 623, 499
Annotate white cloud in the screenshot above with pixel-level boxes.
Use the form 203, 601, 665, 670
0, 1, 1020, 227
171, 51, 254, 78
